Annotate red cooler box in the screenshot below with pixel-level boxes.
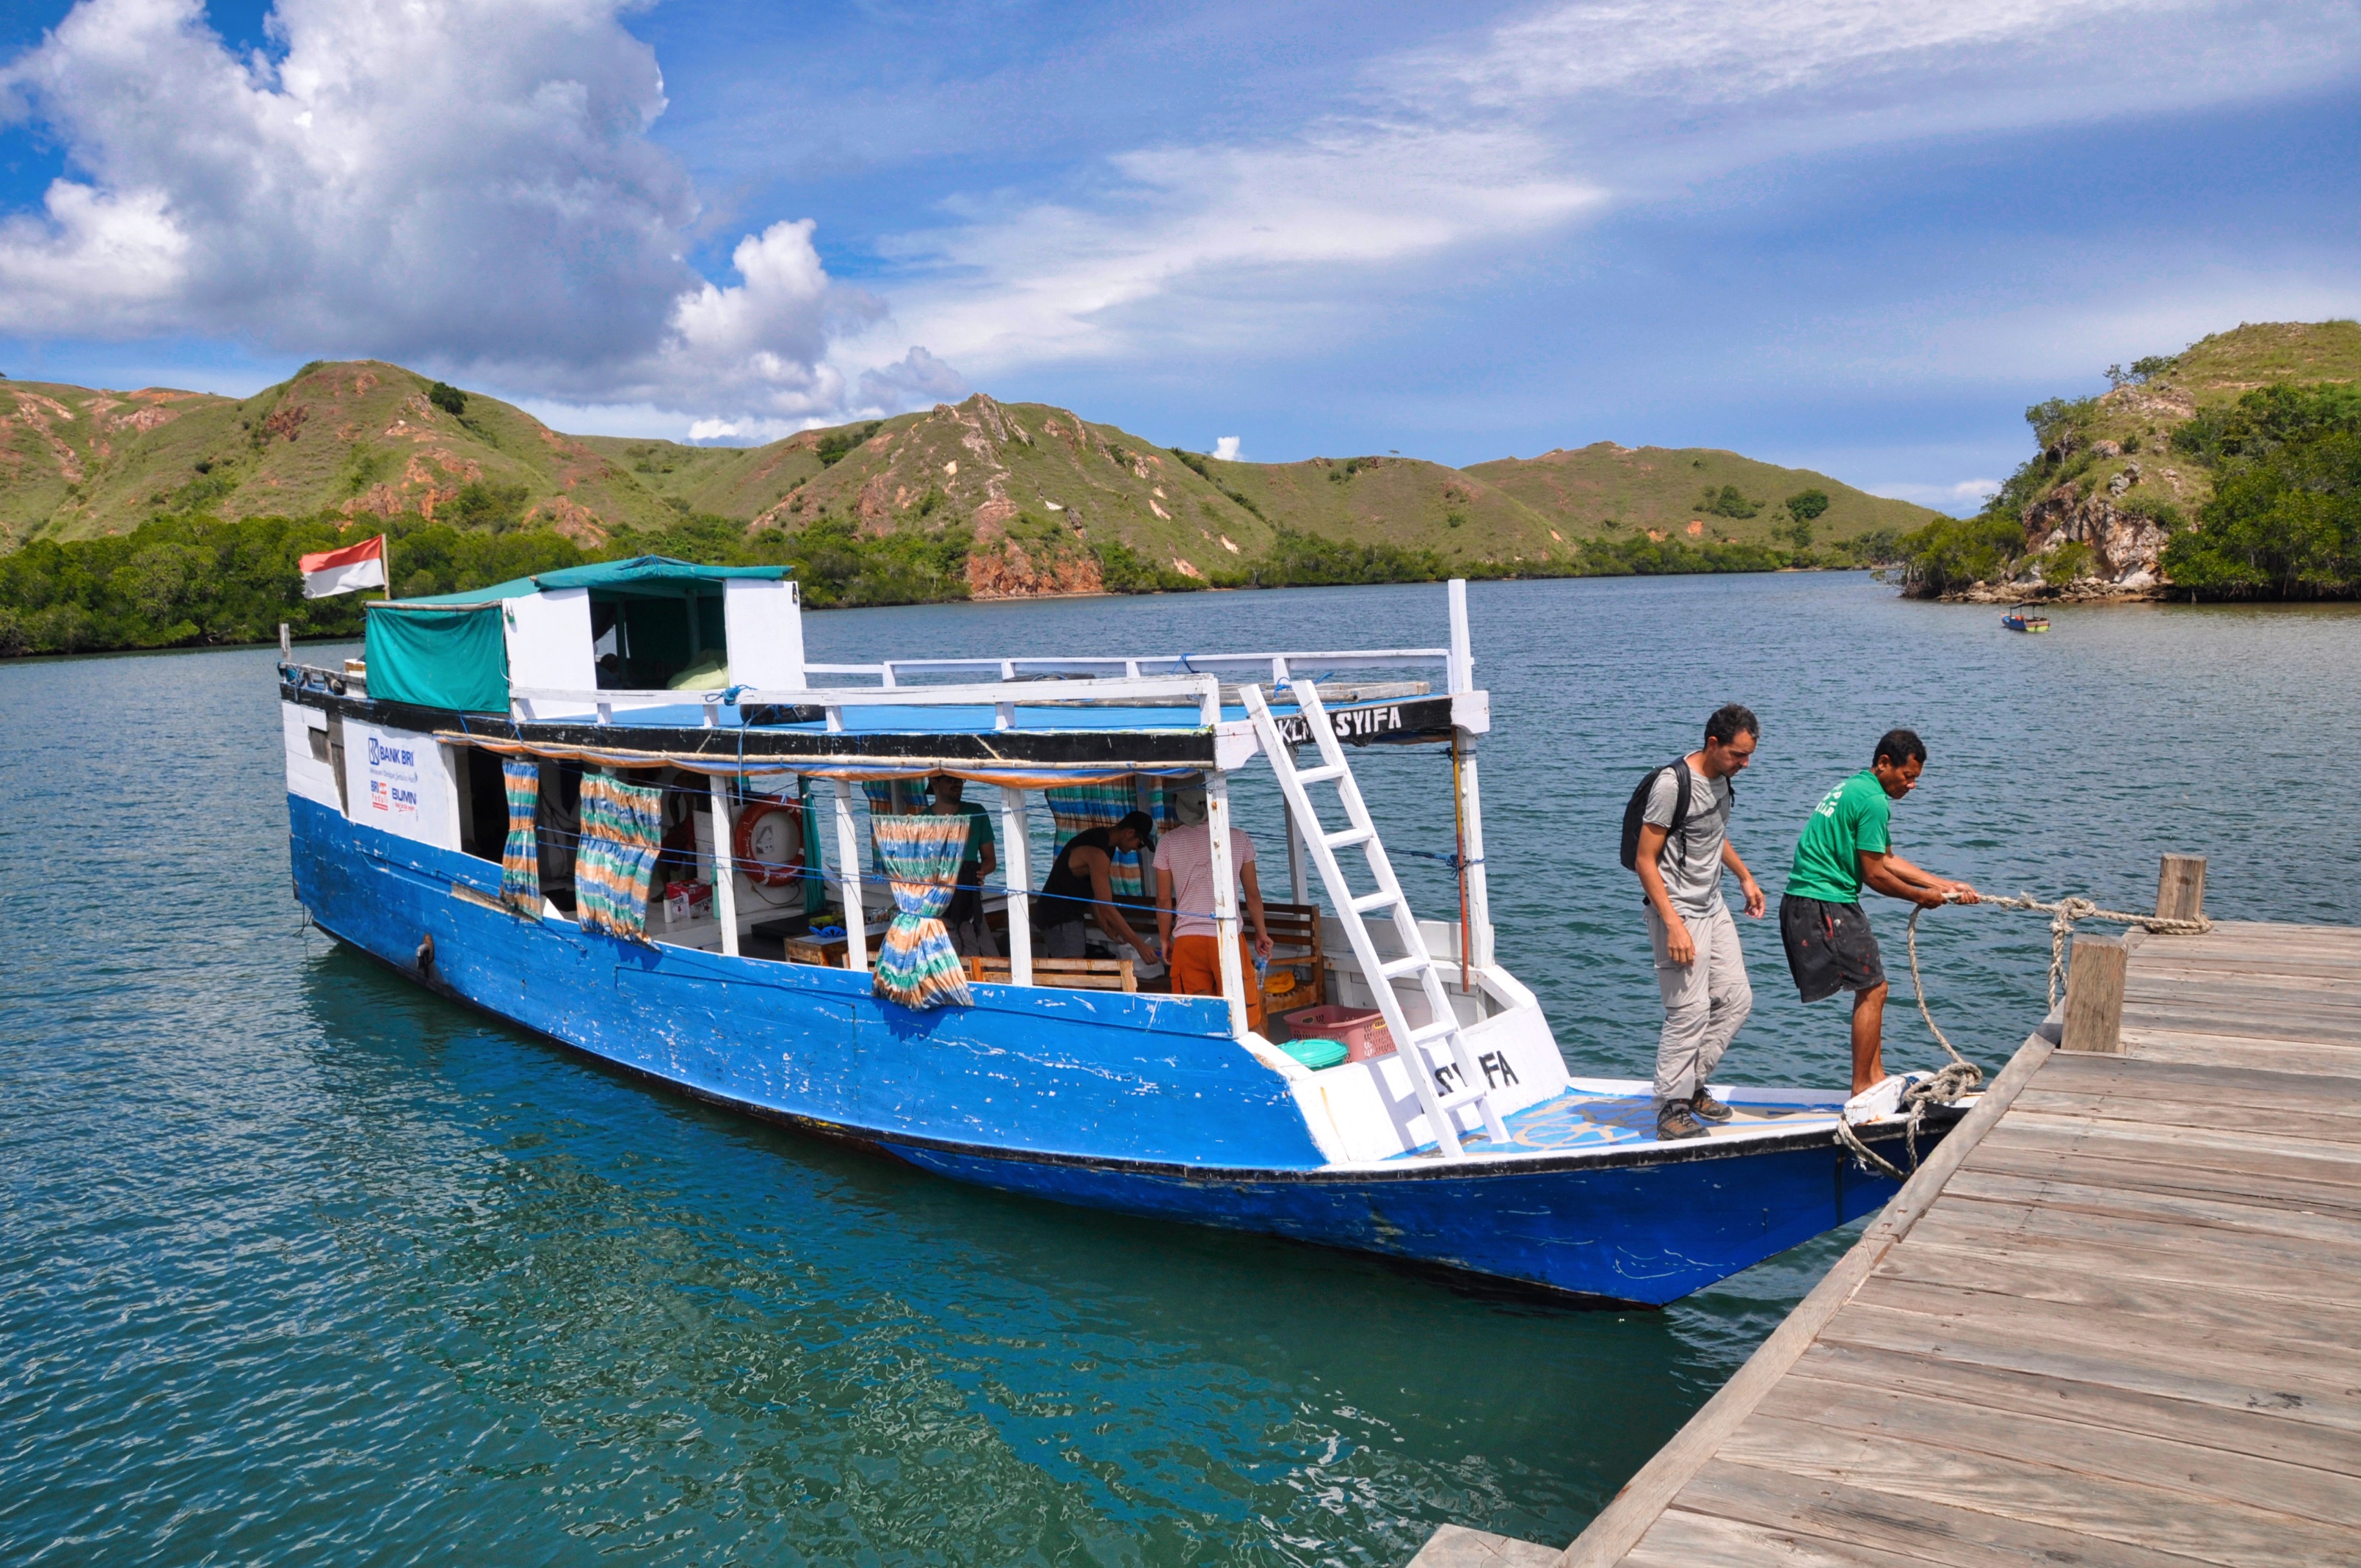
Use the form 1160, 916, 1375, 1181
1280, 1003, 1395, 1062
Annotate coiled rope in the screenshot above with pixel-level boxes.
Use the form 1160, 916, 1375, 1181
1835, 890, 2214, 1180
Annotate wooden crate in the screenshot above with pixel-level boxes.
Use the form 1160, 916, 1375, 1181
783, 935, 849, 968
966, 956, 1136, 992
1260, 900, 1326, 1009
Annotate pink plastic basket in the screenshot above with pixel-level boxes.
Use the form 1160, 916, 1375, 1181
1280, 1003, 1395, 1062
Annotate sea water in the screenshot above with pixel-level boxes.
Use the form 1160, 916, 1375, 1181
4, 573, 2357, 1564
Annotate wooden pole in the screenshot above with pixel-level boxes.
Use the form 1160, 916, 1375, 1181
1206, 769, 1251, 1038
2156, 854, 2208, 925
832, 777, 868, 973
1000, 786, 1033, 987
2060, 933, 2129, 1053
708, 772, 739, 959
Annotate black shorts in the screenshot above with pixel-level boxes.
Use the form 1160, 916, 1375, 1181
1780, 894, 1885, 1003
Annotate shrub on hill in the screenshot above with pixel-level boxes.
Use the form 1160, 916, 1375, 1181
2162, 385, 2361, 598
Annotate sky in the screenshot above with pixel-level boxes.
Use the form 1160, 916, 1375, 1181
2, 1, 2357, 510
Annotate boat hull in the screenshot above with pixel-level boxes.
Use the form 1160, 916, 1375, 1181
290, 794, 1942, 1306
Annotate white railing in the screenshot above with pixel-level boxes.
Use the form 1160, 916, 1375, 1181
805, 647, 1451, 690
508, 672, 1225, 730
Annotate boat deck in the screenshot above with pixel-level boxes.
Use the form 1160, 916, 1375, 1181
1417, 918, 2361, 1567
1393, 1085, 1852, 1159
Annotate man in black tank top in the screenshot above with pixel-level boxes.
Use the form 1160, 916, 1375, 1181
1039, 812, 1158, 964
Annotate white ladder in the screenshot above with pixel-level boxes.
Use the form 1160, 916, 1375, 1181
1242, 680, 1509, 1159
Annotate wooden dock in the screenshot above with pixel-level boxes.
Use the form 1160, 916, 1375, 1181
1415, 904, 2361, 1568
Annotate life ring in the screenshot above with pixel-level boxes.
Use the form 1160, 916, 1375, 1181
732, 799, 805, 887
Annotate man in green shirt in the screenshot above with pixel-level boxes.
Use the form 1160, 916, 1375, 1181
1780, 730, 1980, 1095
930, 774, 998, 957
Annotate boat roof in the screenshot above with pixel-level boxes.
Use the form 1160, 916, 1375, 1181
376, 556, 791, 608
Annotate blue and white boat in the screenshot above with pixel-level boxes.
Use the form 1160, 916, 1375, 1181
275, 561, 1959, 1307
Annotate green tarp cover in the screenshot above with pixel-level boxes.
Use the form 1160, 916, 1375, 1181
381, 556, 791, 609
363, 604, 509, 713
529, 558, 790, 591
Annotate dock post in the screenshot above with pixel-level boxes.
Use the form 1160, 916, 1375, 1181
278, 623, 291, 661
2157, 854, 2208, 925
2060, 933, 2129, 1053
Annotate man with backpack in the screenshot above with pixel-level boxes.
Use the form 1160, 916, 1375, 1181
1624, 703, 1766, 1141
1782, 729, 1980, 1096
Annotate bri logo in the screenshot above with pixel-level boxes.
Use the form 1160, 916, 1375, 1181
367, 737, 416, 768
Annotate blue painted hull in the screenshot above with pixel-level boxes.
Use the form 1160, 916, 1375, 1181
290, 796, 1936, 1306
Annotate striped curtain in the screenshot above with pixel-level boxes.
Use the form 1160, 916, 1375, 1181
576, 774, 664, 942
868, 813, 973, 1011
1045, 780, 1167, 899
498, 760, 541, 915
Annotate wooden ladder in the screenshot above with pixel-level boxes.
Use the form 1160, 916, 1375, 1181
1242, 680, 1509, 1158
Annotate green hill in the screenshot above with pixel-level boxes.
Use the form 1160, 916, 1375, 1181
1, 357, 1950, 656
1898, 320, 2361, 599
0, 360, 682, 548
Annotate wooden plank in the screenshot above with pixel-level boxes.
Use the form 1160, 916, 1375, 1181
1788, 1340, 2361, 1479
1998, 1108, 2361, 1168
1819, 1298, 2361, 1437
2022, 1059, 2361, 1105
1868, 1246, 2361, 1361
2061, 934, 2129, 1053
2034, 1050, 2361, 1099
1656, 1454, 2211, 1568
2120, 1001, 2361, 1036
1850, 1272, 2360, 1382
2125, 1031, 2361, 1075
1755, 1379, 2361, 1526
1940, 1168, 2361, 1245
1964, 1138, 2361, 1214
1554, 1036, 2059, 1568
1713, 1413, 2361, 1563
2007, 1092, 2361, 1145
1623, 1506, 1940, 1568
1407, 1524, 1562, 1567
1909, 1195, 2361, 1281
1894, 1227, 2361, 1316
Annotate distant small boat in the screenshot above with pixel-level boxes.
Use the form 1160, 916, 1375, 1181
2002, 611, 2050, 633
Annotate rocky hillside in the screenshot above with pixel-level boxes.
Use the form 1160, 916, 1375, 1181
3, 360, 1937, 598
1912, 320, 2361, 598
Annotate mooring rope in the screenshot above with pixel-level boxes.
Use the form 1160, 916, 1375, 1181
1835, 890, 2214, 1181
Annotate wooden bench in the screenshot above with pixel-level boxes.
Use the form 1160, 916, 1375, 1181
965, 956, 1136, 992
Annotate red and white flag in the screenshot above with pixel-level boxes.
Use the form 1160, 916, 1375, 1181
300, 535, 388, 599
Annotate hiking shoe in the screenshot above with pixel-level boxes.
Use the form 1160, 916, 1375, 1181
1656, 1103, 1708, 1141
1690, 1089, 1733, 1123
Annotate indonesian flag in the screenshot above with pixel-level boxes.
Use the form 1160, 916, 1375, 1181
300, 535, 388, 599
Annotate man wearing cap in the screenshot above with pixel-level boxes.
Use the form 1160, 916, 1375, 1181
1154, 783, 1274, 1031
1037, 810, 1160, 966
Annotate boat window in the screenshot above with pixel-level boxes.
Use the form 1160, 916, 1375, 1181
590, 587, 729, 690
454, 747, 508, 865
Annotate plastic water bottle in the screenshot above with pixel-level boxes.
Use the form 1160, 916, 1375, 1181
1253, 951, 1269, 990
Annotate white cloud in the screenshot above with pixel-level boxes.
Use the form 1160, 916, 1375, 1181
0, 0, 946, 424
1214, 436, 1241, 461
866, 123, 1602, 374
866, 1, 2357, 378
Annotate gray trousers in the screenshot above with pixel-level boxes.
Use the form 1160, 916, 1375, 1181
1648, 901, 1753, 1104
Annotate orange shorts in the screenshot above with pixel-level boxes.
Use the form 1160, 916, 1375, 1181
1167, 934, 1263, 1032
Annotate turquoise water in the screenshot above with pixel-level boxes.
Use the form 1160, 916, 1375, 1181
4, 573, 2357, 1564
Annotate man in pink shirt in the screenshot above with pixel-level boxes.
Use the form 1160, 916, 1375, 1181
1153, 783, 1273, 1030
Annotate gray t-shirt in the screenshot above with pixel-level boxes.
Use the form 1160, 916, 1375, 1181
1643, 762, 1733, 916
